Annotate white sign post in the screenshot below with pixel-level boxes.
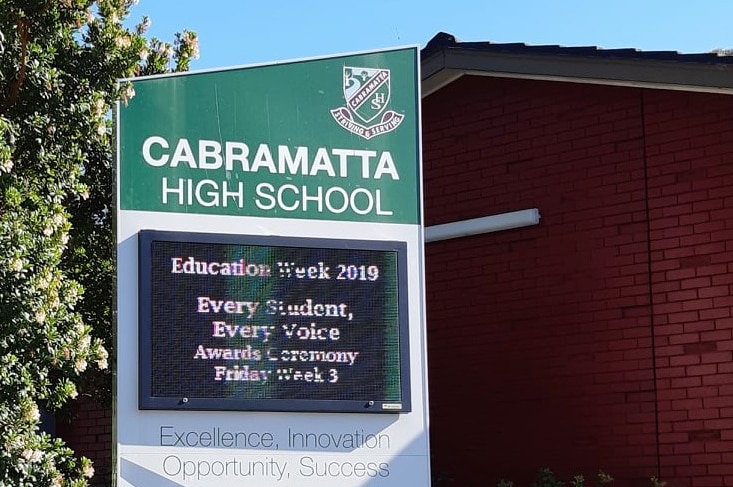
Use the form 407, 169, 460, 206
116, 47, 429, 486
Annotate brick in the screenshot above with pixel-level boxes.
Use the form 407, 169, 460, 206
703, 374, 733, 386
709, 464, 733, 475
716, 318, 733, 329
684, 321, 716, 333
683, 299, 715, 311
673, 441, 707, 454
718, 362, 733, 373
671, 355, 702, 366
676, 465, 710, 477
666, 268, 697, 280
679, 234, 711, 247
687, 386, 721, 398
713, 295, 733, 307
690, 476, 725, 487
680, 277, 712, 289
696, 264, 729, 277
419, 77, 733, 487
656, 345, 686, 357
687, 364, 719, 376
700, 352, 733, 364
700, 329, 732, 341
690, 409, 720, 420
683, 342, 718, 354
699, 286, 730, 298
667, 311, 701, 324
668, 289, 700, 301
705, 396, 733, 408
714, 340, 733, 352
669, 334, 702, 345
700, 308, 731, 320
712, 274, 733, 285
658, 366, 687, 378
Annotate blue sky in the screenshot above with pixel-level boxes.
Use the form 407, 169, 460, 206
129, 1, 733, 70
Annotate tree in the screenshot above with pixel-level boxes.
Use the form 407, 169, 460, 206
0, 0, 197, 484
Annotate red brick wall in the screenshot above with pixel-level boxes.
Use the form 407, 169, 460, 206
56, 397, 113, 487
645, 89, 733, 487
423, 76, 733, 487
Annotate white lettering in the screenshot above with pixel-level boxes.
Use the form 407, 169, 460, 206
278, 145, 308, 175
255, 182, 276, 210
310, 148, 335, 177
254, 183, 392, 216
251, 144, 276, 173
198, 140, 223, 169
142, 136, 169, 167
170, 138, 197, 168
374, 151, 399, 180
224, 142, 249, 171
140, 137, 401, 180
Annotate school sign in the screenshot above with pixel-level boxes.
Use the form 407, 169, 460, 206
116, 48, 430, 486
119, 51, 420, 223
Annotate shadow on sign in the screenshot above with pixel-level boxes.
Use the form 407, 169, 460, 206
121, 458, 183, 487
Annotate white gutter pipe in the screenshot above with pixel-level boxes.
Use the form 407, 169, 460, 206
425, 208, 541, 243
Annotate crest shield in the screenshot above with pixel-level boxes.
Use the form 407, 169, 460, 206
343, 67, 391, 124
330, 65, 405, 140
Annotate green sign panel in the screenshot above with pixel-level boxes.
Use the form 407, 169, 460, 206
118, 48, 420, 224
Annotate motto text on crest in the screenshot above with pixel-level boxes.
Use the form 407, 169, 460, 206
330, 66, 405, 140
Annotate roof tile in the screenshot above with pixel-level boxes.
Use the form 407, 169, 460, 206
422, 31, 733, 65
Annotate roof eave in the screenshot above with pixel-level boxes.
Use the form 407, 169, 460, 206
421, 47, 733, 97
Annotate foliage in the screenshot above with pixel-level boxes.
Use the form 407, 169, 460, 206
497, 468, 667, 487
530, 468, 564, 487
0, 0, 196, 484
568, 470, 613, 487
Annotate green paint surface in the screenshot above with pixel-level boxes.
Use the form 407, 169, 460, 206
118, 48, 420, 224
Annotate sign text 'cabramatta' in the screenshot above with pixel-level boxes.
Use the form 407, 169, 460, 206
139, 136, 400, 216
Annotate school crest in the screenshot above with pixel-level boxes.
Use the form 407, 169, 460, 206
330, 66, 405, 140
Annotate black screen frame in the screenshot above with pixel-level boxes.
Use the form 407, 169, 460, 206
137, 229, 411, 413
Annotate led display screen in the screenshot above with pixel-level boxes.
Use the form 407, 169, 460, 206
138, 230, 410, 413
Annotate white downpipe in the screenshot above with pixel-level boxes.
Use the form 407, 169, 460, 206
425, 208, 541, 243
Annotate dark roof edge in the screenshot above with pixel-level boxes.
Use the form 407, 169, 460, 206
421, 32, 733, 96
